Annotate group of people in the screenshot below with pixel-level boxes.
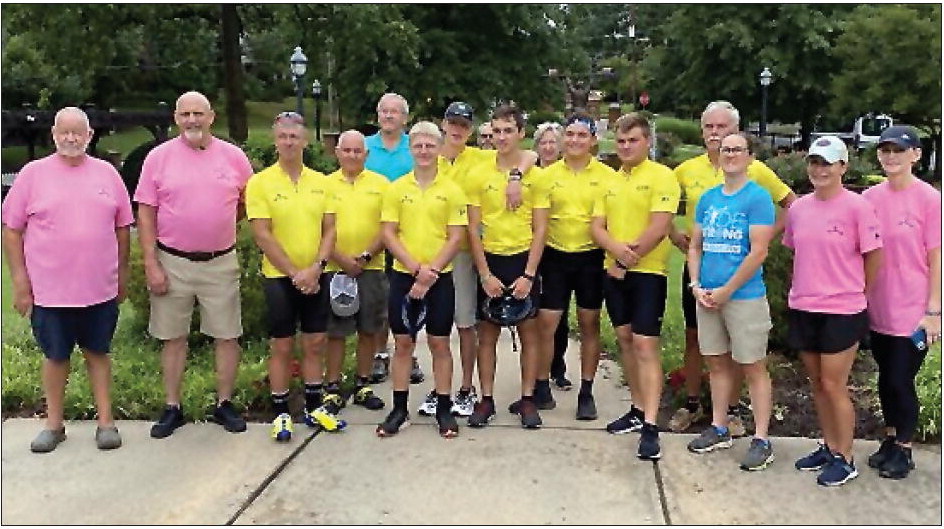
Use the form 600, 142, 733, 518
3, 89, 938, 489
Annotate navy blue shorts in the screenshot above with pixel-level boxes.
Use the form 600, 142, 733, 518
30, 299, 119, 361
539, 247, 604, 311
388, 271, 455, 337
603, 272, 667, 336
263, 276, 330, 338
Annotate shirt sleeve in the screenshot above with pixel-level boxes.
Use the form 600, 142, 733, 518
748, 187, 776, 226
530, 169, 550, 209
133, 149, 159, 206
244, 174, 270, 220
591, 194, 607, 218
650, 171, 681, 214
0, 165, 33, 230
380, 183, 401, 224
447, 184, 469, 226
750, 160, 792, 204
856, 200, 883, 254
323, 180, 337, 215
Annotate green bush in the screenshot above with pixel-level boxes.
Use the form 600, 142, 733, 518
764, 237, 794, 353
764, 151, 882, 194
654, 116, 703, 145
914, 345, 942, 440
241, 135, 339, 174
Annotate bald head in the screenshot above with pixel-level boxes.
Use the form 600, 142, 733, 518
175, 91, 215, 148
176, 91, 212, 113
51, 106, 93, 162
53, 107, 91, 130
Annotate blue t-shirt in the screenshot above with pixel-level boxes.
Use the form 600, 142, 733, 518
365, 132, 412, 181
695, 180, 775, 300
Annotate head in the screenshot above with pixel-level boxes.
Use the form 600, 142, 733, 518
477, 122, 494, 149
441, 101, 475, 149
719, 132, 755, 177
51, 107, 93, 160
534, 122, 563, 166
806, 135, 849, 190
175, 91, 215, 148
562, 112, 598, 160
376, 93, 409, 135
490, 104, 526, 155
876, 125, 922, 178
336, 130, 368, 175
613, 113, 652, 168
701, 100, 740, 152
408, 121, 443, 169
271, 112, 308, 163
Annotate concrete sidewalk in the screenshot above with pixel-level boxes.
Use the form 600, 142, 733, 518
2, 330, 941, 525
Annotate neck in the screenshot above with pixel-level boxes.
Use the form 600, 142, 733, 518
620, 158, 646, 173
57, 153, 86, 167
496, 149, 522, 170
278, 158, 303, 179
381, 129, 402, 141
442, 142, 464, 160
341, 166, 363, 181
183, 135, 211, 151
707, 148, 721, 167
414, 165, 437, 184
813, 182, 844, 200
565, 154, 592, 171
887, 172, 915, 190
723, 172, 749, 192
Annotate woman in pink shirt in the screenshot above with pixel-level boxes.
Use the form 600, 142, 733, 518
782, 136, 882, 487
862, 126, 942, 480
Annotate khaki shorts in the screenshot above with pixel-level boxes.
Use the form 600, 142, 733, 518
695, 296, 771, 365
326, 270, 389, 338
452, 250, 478, 329
148, 249, 242, 340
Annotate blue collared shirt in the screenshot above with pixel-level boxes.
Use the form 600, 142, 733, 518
365, 132, 413, 181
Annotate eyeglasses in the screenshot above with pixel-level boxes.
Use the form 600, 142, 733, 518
720, 146, 750, 155
877, 145, 908, 154
479, 134, 493, 139
273, 111, 304, 125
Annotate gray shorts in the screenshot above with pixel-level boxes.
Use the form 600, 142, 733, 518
696, 296, 771, 365
326, 270, 389, 338
452, 250, 478, 329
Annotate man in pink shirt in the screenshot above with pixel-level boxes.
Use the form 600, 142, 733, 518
2, 107, 133, 453
134, 91, 254, 438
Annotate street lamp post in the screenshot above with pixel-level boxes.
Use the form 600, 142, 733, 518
289, 46, 308, 117
759, 66, 772, 137
312, 79, 323, 142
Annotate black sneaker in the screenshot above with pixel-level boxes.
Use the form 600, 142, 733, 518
211, 401, 247, 433
878, 444, 915, 479
576, 393, 597, 420
606, 409, 644, 435
409, 358, 425, 384
468, 400, 496, 428
518, 399, 543, 429
637, 423, 662, 461
352, 386, 385, 410
552, 375, 573, 391
534, 384, 557, 410
150, 405, 186, 439
376, 408, 410, 437
437, 408, 459, 439
371, 354, 389, 384
867, 436, 896, 469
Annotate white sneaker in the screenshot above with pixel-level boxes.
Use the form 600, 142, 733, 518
451, 387, 478, 417
417, 390, 438, 416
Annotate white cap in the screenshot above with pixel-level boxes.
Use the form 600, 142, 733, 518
329, 273, 360, 317
807, 136, 849, 164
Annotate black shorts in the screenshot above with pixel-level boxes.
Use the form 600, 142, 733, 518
603, 272, 667, 337
263, 276, 330, 338
682, 263, 697, 329
539, 247, 604, 311
787, 309, 869, 354
388, 271, 455, 337
476, 251, 541, 323
31, 298, 119, 361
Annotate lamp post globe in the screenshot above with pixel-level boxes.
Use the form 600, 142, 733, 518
759, 66, 772, 137
290, 46, 308, 117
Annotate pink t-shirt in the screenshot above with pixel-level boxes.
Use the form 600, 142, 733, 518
134, 136, 253, 252
863, 179, 942, 336
783, 188, 883, 314
1, 154, 134, 307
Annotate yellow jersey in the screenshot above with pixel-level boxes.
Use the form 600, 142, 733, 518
543, 157, 617, 252
467, 161, 548, 255
324, 168, 389, 272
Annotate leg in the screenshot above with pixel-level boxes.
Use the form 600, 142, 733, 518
536, 309, 564, 381
391, 335, 415, 391
457, 325, 478, 390
42, 358, 70, 431
551, 312, 569, 378
428, 336, 454, 396
741, 359, 772, 439
704, 354, 735, 427
476, 321, 501, 397
161, 337, 188, 405
682, 327, 703, 400
576, 308, 601, 382
214, 338, 241, 403
82, 350, 115, 427
800, 351, 837, 449
869, 335, 897, 437
355, 332, 376, 379
632, 334, 663, 425
817, 346, 858, 460
615, 326, 640, 408
313, 333, 336, 383
268, 337, 295, 393
517, 318, 540, 397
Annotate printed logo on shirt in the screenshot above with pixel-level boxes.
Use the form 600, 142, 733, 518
97, 188, 111, 198
825, 220, 846, 237
701, 205, 747, 253
635, 185, 650, 192
898, 214, 917, 229
273, 193, 289, 202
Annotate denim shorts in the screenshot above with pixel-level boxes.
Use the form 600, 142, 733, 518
31, 298, 120, 361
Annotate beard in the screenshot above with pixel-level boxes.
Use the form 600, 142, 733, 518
183, 129, 205, 144
54, 139, 88, 158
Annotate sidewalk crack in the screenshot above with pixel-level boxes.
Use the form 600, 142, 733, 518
652, 461, 673, 525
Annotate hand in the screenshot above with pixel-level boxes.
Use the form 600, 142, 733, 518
144, 260, 169, 296
606, 264, 627, 280
11, 276, 33, 318
408, 280, 430, 300
693, 286, 717, 310
505, 179, 523, 211
414, 265, 439, 287
292, 266, 320, 295
706, 285, 733, 307
341, 255, 365, 278
509, 276, 533, 299
921, 314, 942, 345
117, 267, 129, 303
670, 232, 691, 253
481, 273, 505, 298
617, 243, 640, 269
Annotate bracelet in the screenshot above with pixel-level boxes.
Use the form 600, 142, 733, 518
927, 310, 942, 317
522, 272, 535, 282
615, 261, 628, 270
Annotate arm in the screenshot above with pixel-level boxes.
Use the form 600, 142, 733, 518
668, 222, 690, 253
249, 218, 301, 278
686, 224, 713, 309
116, 226, 131, 303
505, 151, 539, 211
630, 212, 675, 258
294, 213, 336, 293
382, 221, 421, 278
922, 247, 942, 342
771, 191, 797, 235
136, 203, 169, 295
510, 207, 549, 299
707, 224, 774, 306
863, 248, 882, 292
467, 206, 504, 298
590, 215, 639, 270
2, 226, 32, 317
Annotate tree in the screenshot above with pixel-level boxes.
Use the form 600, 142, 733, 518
221, 5, 248, 142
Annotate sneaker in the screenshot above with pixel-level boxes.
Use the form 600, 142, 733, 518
817, 453, 859, 487
867, 436, 896, 469
376, 408, 410, 437
308, 394, 348, 432
727, 415, 747, 438
668, 405, 705, 432
552, 375, 573, 391
795, 442, 833, 471
878, 444, 915, 480
211, 401, 247, 433
637, 423, 662, 461
436, 409, 459, 439
606, 409, 644, 435
150, 405, 186, 439
739, 438, 774, 471
468, 399, 496, 428
687, 426, 734, 453
534, 384, 557, 410
95, 426, 122, 450
576, 393, 598, 420
418, 390, 438, 416
352, 386, 385, 410
410, 358, 425, 384
451, 387, 477, 417
271, 413, 293, 442
518, 399, 542, 429
30, 427, 66, 453
371, 354, 389, 384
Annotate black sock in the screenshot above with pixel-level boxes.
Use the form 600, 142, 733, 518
521, 395, 534, 402
579, 379, 593, 396
482, 395, 495, 404
727, 404, 739, 416
326, 380, 342, 395
458, 387, 471, 398
357, 376, 369, 389
630, 405, 644, 418
304, 383, 324, 411
686, 396, 700, 413
393, 390, 409, 411
535, 379, 550, 393
437, 393, 452, 414
271, 391, 290, 416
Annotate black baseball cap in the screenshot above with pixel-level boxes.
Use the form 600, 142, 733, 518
878, 125, 921, 149
444, 101, 474, 123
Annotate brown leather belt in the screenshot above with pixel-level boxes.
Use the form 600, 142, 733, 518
157, 241, 235, 262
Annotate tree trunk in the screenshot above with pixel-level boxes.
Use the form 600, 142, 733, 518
221, 5, 248, 143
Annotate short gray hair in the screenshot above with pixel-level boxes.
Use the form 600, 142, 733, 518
377, 93, 409, 115
337, 129, 366, 147
533, 122, 562, 144
53, 107, 91, 130
409, 121, 442, 143
701, 100, 740, 128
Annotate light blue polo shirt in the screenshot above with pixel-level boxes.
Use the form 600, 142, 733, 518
365, 132, 413, 181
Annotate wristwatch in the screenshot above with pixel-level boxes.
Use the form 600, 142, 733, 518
508, 168, 523, 182
358, 251, 372, 263
688, 280, 701, 290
